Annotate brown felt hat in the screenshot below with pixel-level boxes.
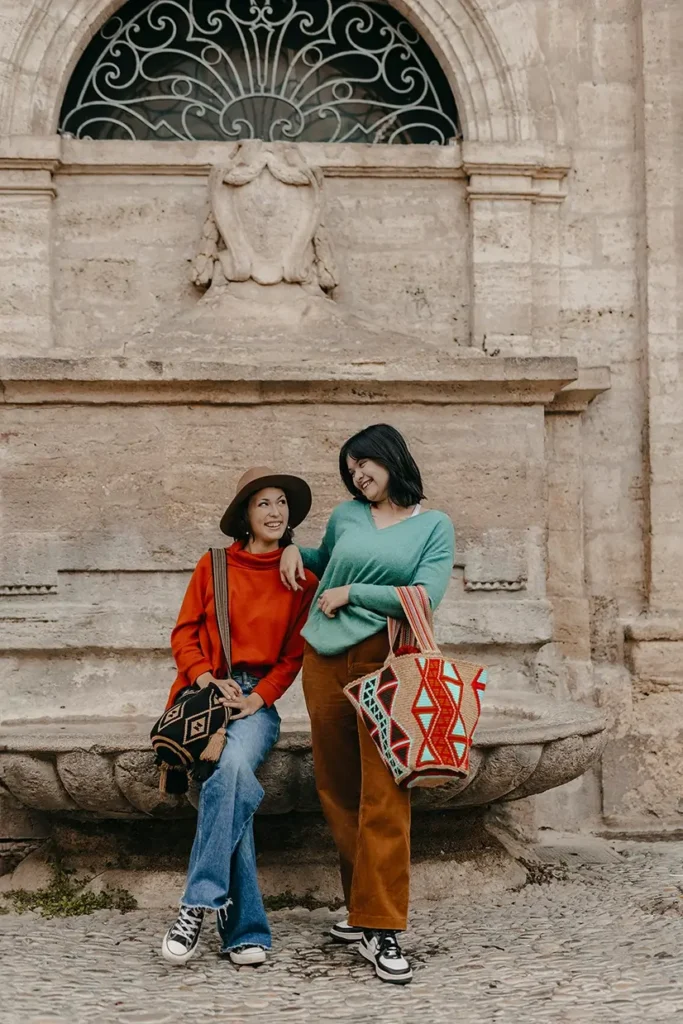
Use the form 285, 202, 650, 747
220, 466, 312, 537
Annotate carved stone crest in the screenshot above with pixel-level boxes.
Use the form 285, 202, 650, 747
191, 142, 337, 295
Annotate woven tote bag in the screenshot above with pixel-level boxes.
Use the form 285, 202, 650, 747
343, 586, 487, 789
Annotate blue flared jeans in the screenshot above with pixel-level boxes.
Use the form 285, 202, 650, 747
182, 670, 280, 952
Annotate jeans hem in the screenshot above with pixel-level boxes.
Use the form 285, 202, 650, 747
181, 898, 233, 913
220, 942, 271, 954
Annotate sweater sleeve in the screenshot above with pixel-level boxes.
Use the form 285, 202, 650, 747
348, 516, 455, 617
254, 575, 317, 706
298, 510, 337, 579
170, 553, 214, 684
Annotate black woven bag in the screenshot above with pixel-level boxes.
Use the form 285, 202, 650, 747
151, 548, 232, 793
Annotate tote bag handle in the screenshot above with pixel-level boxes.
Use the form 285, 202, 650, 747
210, 547, 232, 676
387, 585, 439, 655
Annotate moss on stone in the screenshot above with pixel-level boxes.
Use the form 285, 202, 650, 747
264, 888, 344, 912
4, 868, 138, 918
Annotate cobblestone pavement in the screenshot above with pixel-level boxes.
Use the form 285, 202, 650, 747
2, 841, 683, 1024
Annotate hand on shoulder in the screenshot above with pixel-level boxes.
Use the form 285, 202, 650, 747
280, 544, 306, 591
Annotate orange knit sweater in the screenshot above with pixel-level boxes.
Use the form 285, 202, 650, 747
167, 543, 317, 709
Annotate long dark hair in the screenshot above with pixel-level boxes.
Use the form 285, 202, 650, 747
339, 424, 425, 508
230, 495, 294, 548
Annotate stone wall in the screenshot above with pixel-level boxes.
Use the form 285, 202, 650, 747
0, 0, 681, 837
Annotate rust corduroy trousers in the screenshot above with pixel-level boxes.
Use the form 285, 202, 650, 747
302, 630, 410, 931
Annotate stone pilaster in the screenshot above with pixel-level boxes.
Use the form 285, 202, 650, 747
463, 142, 570, 357
545, 373, 610, 668
600, 0, 683, 831
0, 137, 58, 354
638, 0, 683, 616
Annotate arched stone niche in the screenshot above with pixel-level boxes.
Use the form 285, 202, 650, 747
0, 0, 562, 143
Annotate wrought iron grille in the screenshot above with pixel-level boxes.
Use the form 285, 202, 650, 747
59, 0, 460, 144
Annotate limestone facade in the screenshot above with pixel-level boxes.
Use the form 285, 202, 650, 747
0, 0, 681, 838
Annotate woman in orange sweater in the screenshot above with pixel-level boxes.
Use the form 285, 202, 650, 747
161, 467, 317, 967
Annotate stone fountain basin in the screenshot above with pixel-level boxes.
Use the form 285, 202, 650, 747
0, 691, 606, 818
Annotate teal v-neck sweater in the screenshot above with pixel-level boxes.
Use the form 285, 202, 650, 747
299, 500, 455, 656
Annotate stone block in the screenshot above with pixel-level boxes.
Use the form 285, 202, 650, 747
596, 215, 638, 268
602, 692, 683, 828
589, 596, 624, 665
576, 82, 636, 150
532, 830, 622, 865
462, 529, 527, 591
551, 603, 590, 661
592, 22, 638, 84
547, 532, 584, 595
0, 789, 49, 840
629, 640, 683, 689
2, 846, 53, 892
561, 266, 638, 318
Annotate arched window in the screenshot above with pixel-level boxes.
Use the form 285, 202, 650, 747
60, 0, 460, 145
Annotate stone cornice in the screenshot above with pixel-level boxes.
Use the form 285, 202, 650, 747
0, 136, 571, 186
0, 137, 60, 194
0, 355, 578, 407
462, 140, 571, 202
546, 367, 611, 413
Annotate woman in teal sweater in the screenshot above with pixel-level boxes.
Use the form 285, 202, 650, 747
280, 424, 454, 985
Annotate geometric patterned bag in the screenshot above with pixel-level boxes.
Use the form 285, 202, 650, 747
343, 586, 487, 790
150, 547, 233, 793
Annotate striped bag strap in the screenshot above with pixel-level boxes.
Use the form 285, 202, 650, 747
209, 547, 232, 675
387, 584, 439, 654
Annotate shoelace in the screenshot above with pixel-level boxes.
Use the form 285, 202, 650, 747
171, 905, 203, 943
376, 931, 403, 960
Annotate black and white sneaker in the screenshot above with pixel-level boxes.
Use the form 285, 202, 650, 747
330, 917, 365, 944
228, 944, 267, 966
161, 905, 204, 965
358, 930, 413, 984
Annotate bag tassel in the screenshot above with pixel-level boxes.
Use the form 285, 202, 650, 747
158, 763, 169, 794
200, 726, 227, 763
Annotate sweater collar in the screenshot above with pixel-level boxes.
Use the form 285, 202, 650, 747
227, 540, 283, 570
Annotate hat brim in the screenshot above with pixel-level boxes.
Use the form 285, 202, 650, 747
220, 474, 312, 537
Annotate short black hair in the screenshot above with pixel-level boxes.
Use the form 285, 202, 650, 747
229, 498, 294, 548
339, 424, 425, 508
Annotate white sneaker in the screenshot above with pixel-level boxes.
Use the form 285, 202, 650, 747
229, 944, 267, 966
330, 917, 365, 944
358, 930, 413, 984
161, 905, 204, 965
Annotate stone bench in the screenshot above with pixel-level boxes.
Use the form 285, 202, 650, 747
0, 691, 606, 819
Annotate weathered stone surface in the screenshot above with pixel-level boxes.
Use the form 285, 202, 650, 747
0, 755, 76, 812
505, 733, 608, 801
56, 752, 135, 816
114, 752, 193, 819
450, 744, 544, 808
0, 690, 606, 818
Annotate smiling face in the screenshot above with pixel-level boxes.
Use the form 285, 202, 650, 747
246, 487, 289, 547
346, 456, 391, 504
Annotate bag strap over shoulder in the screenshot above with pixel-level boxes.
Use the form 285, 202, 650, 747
388, 585, 439, 655
209, 547, 232, 675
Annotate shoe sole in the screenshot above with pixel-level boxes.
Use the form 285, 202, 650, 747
358, 942, 413, 985
161, 934, 199, 966
229, 949, 267, 966
330, 927, 365, 944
